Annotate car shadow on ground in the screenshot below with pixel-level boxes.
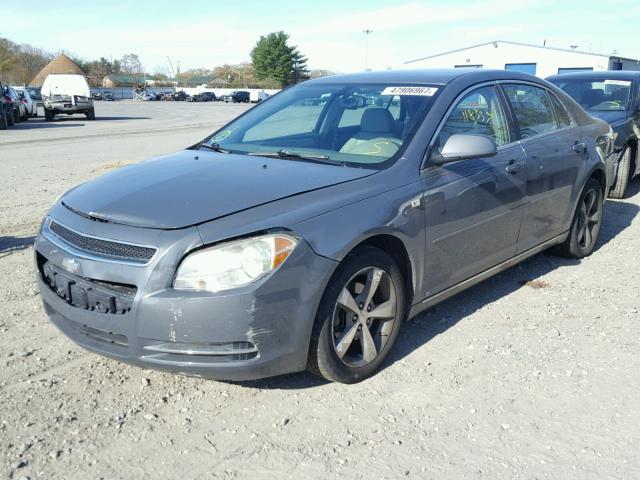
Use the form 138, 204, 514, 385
0, 235, 35, 258
91, 116, 152, 121
7, 121, 85, 130
236, 182, 640, 390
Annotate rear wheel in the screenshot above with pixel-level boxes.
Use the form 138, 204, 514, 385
554, 178, 603, 258
86, 108, 96, 120
13, 108, 21, 123
0, 109, 7, 129
44, 108, 54, 121
609, 147, 631, 199
308, 247, 406, 383
6, 108, 14, 126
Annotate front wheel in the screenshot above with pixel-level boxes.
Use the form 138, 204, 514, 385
553, 178, 603, 258
308, 246, 406, 383
44, 108, 54, 121
86, 108, 96, 120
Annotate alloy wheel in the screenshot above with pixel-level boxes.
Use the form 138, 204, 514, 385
331, 267, 398, 367
576, 187, 601, 249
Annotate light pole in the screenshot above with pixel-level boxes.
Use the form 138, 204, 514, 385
363, 29, 373, 71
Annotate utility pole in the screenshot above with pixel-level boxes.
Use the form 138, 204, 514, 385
363, 29, 373, 71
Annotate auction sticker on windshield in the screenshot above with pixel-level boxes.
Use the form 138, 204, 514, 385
381, 86, 438, 96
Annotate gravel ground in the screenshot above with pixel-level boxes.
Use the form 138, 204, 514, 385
1, 102, 639, 480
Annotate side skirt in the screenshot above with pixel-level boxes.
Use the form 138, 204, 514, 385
408, 231, 569, 319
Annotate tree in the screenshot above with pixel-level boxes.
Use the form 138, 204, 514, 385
16, 44, 52, 83
291, 49, 309, 84
0, 37, 17, 81
120, 53, 142, 75
251, 31, 308, 87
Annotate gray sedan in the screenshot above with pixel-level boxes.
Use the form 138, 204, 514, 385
35, 69, 612, 383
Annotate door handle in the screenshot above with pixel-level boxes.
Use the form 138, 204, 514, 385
505, 160, 525, 174
572, 142, 586, 154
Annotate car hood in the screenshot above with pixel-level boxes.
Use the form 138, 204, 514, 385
588, 110, 628, 125
61, 150, 377, 229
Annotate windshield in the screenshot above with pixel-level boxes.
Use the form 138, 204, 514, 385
203, 83, 440, 167
550, 78, 633, 111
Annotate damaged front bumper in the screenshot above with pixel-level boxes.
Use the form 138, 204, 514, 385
34, 204, 336, 380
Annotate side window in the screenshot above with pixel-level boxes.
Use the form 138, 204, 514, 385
437, 85, 510, 149
502, 84, 559, 138
548, 93, 572, 128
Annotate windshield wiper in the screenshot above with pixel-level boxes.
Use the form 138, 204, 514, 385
247, 150, 344, 166
198, 142, 231, 154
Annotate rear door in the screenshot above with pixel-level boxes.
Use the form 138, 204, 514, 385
500, 83, 583, 252
422, 84, 527, 296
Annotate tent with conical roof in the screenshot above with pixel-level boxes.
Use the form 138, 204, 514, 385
30, 54, 85, 87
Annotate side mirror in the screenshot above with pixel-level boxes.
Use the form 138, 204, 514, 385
432, 134, 497, 164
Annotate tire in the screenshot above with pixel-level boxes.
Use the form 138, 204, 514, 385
21, 108, 28, 121
0, 109, 7, 129
13, 108, 21, 123
44, 108, 54, 121
6, 108, 14, 126
553, 178, 604, 259
308, 246, 406, 383
86, 108, 96, 120
609, 147, 631, 199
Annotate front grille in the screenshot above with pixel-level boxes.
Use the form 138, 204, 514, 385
49, 220, 156, 263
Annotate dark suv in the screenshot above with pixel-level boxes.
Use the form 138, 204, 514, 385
548, 71, 640, 198
223, 90, 250, 103
0, 80, 11, 128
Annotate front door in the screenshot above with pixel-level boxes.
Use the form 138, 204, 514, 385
422, 84, 527, 297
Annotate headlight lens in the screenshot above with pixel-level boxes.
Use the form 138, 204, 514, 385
173, 233, 298, 292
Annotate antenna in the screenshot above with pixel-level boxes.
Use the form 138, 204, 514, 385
363, 29, 373, 71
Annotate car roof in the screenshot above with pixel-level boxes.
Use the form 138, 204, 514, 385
547, 70, 640, 81
306, 68, 542, 86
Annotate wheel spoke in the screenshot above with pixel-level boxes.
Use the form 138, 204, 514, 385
577, 223, 586, 243
361, 268, 383, 308
337, 288, 360, 315
584, 223, 592, 247
585, 191, 596, 215
335, 323, 358, 359
368, 299, 396, 319
587, 211, 600, 224
360, 325, 378, 363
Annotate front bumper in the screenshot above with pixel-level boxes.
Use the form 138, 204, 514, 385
35, 205, 336, 380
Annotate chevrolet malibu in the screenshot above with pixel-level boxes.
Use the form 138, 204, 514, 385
36, 69, 612, 383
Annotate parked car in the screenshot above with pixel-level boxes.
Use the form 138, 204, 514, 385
223, 90, 250, 103
140, 92, 156, 101
187, 92, 216, 102
91, 91, 103, 100
25, 86, 43, 107
41, 74, 95, 121
3, 86, 26, 122
547, 71, 640, 198
13, 86, 38, 118
172, 90, 188, 101
103, 91, 114, 101
0, 79, 13, 128
35, 69, 611, 383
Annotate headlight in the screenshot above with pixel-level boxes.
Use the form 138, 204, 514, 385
173, 233, 298, 292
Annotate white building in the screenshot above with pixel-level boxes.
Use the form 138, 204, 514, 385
401, 40, 640, 78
